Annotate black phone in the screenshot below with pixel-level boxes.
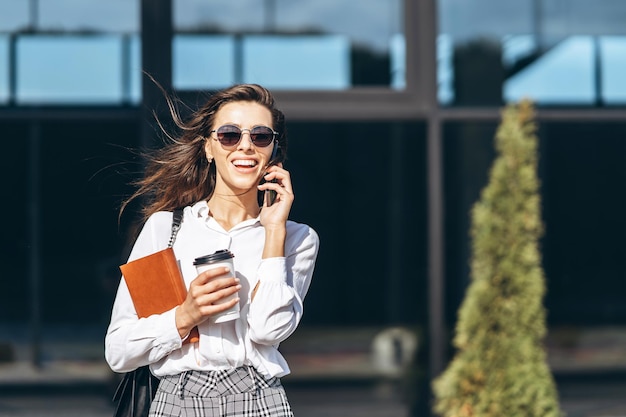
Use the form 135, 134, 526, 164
261, 141, 280, 206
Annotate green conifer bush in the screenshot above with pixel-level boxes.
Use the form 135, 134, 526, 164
432, 101, 561, 417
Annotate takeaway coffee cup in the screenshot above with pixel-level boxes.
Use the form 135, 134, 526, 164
193, 249, 239, 323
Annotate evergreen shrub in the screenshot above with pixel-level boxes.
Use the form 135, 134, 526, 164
432, 101, 562, 417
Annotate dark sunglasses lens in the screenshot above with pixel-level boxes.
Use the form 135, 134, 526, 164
250, 127, 274, 147
216, 125, 241, 146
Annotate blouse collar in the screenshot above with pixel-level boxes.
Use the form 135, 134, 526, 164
190, 200, 261, 231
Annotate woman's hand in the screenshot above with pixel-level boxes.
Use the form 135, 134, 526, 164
175, 267, 241, 339
258, 164, 293, 229
258, 164, 291, 259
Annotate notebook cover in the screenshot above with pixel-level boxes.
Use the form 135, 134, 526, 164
120, 247, 199, 344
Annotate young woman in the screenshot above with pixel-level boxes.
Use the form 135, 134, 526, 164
105, 84, 319, 417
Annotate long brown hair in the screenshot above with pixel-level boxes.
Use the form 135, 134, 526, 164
122, 84, 288, 223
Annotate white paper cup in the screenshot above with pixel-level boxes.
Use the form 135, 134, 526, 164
193, 250, 239, 323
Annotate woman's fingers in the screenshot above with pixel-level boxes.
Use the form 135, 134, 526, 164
195, 281, 241, 305
262, 166, 293, 194
196, 291, 240, 316
185, 274, 241, 322
259, 166, 295, 218
176, 278, 240, 336
194, 266, 231, 284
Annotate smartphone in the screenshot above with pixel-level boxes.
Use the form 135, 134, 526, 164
261, 142, 279, 206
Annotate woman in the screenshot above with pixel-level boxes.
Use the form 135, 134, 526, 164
105, 84, 319, 417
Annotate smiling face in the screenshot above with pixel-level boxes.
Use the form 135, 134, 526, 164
205, 100, 275, 199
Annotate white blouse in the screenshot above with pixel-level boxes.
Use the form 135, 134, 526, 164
105, 201, 319, 379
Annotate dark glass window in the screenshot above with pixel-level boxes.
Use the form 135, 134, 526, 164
0, 118, 140, 323
286, 121, 427, 326
541, 122, 626, 324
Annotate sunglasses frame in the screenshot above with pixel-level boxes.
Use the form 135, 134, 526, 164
209, 124, 278, 148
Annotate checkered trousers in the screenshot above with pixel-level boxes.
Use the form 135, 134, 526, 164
148, 366, 294, 417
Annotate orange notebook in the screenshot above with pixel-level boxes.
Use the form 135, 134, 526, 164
120, 247, 199, 344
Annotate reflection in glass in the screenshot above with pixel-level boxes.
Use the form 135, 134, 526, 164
390, 33, 406, 90
0, 2, 30, 32
173, 0, 405, 90
0, 1, 139, 105
39, 0, 137, 32
173, 35, 236, 90
0, 35, 8, 103
504, 36, 595, 104
242, 35, 350, 89
601, 37, 626, 104
2, 0, 405, 104
16, 36, 133, 104
437, 34, 453, 105
0, 0, 139, 33
438, 0, 626, 106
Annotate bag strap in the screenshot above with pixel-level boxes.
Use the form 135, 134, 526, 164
167, 208, 184, 248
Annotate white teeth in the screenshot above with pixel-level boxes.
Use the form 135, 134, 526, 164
233, 160, 257, 167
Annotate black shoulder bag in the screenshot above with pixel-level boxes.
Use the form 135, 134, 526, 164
112, 208, 184, 417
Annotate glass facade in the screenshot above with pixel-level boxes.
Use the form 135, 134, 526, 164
0, 119, 426, 326
0, 35, 8, 102
0, 0, 138, 32
3, 1, 626, 106
2, 0, 626, 392
0, 0, 139, 104
173, 0, 405, 90
0, 0, 406, 105
14, 35, 140, 104
173, 34, 352, 90
438, 0, 626, 106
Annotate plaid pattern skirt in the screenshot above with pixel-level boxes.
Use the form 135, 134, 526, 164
148, 366, 293, 417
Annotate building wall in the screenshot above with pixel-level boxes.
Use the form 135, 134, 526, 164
2, 1, 626, 348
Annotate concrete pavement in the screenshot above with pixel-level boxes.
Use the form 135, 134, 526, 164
1, 325, 626, 416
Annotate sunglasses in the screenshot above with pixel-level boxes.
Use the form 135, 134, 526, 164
210, 124, 278, 148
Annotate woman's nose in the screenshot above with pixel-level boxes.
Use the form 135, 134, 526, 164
238, 131, 254, 150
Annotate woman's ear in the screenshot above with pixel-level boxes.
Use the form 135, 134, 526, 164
204, 138, 214, 163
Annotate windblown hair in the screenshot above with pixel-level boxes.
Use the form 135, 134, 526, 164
122, 84, 288, 223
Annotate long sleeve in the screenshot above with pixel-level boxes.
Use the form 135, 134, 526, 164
247, 225, 319, 346
104, 202, 320, 379
105, 212, 185, 373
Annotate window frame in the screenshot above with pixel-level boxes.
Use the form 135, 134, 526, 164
176, 0, 435, 121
